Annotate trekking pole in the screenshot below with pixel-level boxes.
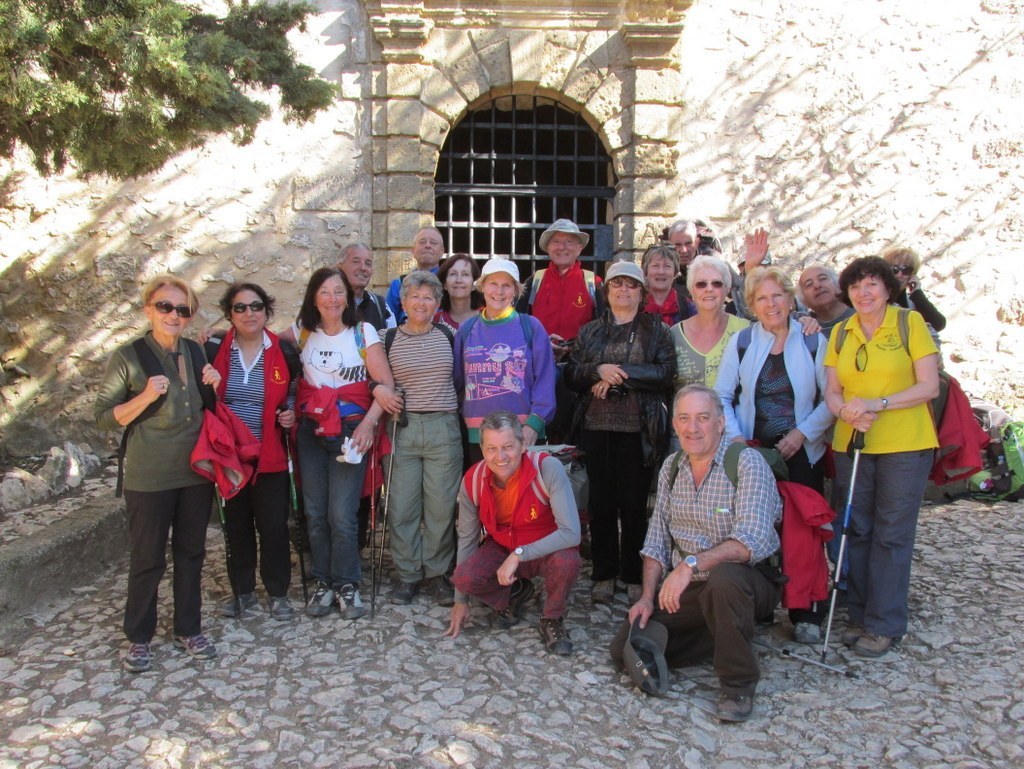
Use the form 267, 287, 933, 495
820, 430, 865, 661
283, 430, 310, 605
216, 490, 240, 613
754, 640, 859, 679
376, 386, 406, 589
369, 429, 378, 619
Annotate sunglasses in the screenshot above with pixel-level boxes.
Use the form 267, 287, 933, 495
151, 301, 193, 318
608, 277, 642, 289
231, 301, 266, 314
694, 280, 725, 289
891, 264, 914, 276
855, 343, 869, 373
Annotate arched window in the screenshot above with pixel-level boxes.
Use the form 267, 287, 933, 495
435, 95, 617, 275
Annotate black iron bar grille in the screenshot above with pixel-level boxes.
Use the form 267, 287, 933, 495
435, 95, 617, 276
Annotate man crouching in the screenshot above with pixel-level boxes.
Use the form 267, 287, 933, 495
609, 385, 782, 721
445, 411, 581, 654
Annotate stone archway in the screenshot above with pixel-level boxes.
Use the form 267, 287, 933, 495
364, 0, 692, 282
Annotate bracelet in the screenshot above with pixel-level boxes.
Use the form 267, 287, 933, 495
365, 414, 379, 426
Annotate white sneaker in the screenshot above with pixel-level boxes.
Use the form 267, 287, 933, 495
338, 583, 367, 620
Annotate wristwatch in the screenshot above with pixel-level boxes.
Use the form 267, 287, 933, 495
879, 397, 889, 411
514, 547, 525, 559
684, 555, 699, 571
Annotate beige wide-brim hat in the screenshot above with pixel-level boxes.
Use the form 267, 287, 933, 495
539, 219, 590, 252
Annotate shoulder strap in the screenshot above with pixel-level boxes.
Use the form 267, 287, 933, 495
298, 327, 310, 351
803, 330, 819, 357
527, 269, 547, 306
353, 322, 368, 361
895, 308, 911, 356
466, 461, 487, 507
115, 338, 173, 498
434, 321, 455, 348
582, 269, 597, 303
183, 339, 216, 412
833, 317, 852, 355
723, 442, 744, 486
527, 451, 551, 505
736, 326, 753, 363
667, 451, 684, 490
518, 312, 535, 347
383, 328, 398, 358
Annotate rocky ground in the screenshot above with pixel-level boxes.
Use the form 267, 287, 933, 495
0, 484, 1022, 768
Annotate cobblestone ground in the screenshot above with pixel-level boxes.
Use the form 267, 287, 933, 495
1, 495, 1022, 768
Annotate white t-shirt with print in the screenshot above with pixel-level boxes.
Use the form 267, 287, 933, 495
293, 322, 381, 389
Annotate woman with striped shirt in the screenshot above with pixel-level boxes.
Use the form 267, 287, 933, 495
372, 271, 463, 605
206, 283, 300, 621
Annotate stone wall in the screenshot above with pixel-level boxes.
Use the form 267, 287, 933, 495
1, 0, 1022, 458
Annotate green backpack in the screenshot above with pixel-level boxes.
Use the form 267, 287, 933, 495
968, 421, 1024, 502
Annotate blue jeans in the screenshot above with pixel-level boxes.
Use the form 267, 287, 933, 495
831, 448, 932, 638
296, 418, 366, 588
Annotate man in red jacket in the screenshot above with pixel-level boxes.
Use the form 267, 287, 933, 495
445, 411, 581, 655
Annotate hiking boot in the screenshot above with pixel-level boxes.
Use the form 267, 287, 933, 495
220, 591, 259, 618
269, 596, 294, 622
122, 642, 152, 673
716, 692, 753, 723
854, 633, 895, 658
626, 583, 644, 604
174, 634, 217, 661
538, 616, 573, 655
427, 575, 456, 607
306, 580, 335, 618
793, 622, 822, 645
338, 583, 367, 620
841, 623, 864, 647
590, 579, 615, 605
496, 578, 535, 629
390, 581, 421, 605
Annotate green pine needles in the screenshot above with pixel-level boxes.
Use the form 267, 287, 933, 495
1, 0, 337, 178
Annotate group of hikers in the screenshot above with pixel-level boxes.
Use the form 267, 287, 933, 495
95, 217, 947, 722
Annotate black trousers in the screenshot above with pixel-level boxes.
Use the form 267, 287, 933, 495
123, 483, 213, 643
580, 429, 651, 585
610, 562, 779, 697
222, 471, 291, 598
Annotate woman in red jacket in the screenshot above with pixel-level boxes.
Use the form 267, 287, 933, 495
206, 283, 300, 622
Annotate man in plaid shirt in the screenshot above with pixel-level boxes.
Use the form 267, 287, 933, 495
610, 384, 782, 723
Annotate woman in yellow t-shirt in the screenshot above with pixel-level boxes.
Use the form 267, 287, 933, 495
823, 256, 939, 659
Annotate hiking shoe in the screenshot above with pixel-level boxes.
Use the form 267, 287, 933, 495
122, 642, 152, 673
538, 616, 573, 656
390, 581, 421, 605
841, 623, 865, 647
854, 633, 895, 658
174, 634, 217, 660
793, 622, 822, 645
306, 580, 335, 618
269, 595, 295, 622
626, 583, 643, 604
427, 575, 456, 607
338, 583, 367, 620
220, 591, 259, 618
716, 692, 753, 723
496, 578, 536, 629
590, 579, 615, 605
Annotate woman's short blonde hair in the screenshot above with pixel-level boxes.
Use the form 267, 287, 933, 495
141, 274, 199, 313
744, 266, 795, 312
880, 246, 920, 274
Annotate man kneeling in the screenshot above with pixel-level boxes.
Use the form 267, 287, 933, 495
445, 411, 581, 654
610, 385, 782, 722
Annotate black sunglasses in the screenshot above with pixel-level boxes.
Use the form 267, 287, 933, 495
151, 301, 193, 318
891, 264, 914, 276
231, 301, 266, 314
694, 279, 725, 289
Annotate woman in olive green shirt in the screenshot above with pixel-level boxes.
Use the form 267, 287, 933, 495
95, 275, 221, 673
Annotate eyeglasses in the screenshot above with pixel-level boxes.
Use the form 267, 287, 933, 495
607, 277, 642, 289
231, 301, 266, 314
855, 343, 869, 372
694, 280, 725, 289
891, 264, 914, 276
151, 301, 193, 318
